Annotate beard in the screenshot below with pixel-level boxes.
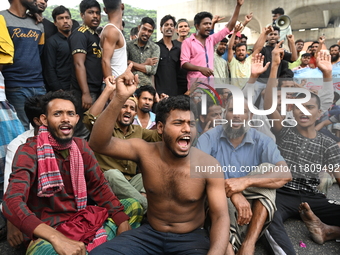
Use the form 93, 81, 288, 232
331, 53, 339, 62
118, 117, 134, 127
48, 125, 73, 145
22, 0, 40, 14
163, 130, 189, 158
223, 123, 250, 140
236, 55, 246, 62
140, 107, 151, 113
216, 49, 225, 56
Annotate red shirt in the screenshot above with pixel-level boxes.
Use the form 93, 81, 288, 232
3, 137, 129, 240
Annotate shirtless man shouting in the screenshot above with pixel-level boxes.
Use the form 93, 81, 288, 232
89, 64, 229, 255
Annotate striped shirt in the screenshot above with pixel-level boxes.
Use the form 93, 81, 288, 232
276, 127, 340, 193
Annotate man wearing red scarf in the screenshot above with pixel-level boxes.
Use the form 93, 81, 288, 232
3, 90, 143, 255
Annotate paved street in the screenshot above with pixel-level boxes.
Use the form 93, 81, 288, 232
1, 185, 339, 254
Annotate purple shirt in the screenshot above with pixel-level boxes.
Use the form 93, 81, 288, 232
180, 27, 231, 89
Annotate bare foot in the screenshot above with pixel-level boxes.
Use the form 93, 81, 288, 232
237, 242, 255, 255
299, 202, 326, 244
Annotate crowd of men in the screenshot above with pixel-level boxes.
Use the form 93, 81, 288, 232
1, 0, 340, 254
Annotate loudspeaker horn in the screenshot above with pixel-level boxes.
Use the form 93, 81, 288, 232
276, 15, 291, 30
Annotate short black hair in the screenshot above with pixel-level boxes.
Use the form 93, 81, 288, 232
135, 85, 156, 98
329, 44, 340, 51
220, 38, 228, 44
25, 95, 44, 128
241, 34, 248, 40
194, 11, 213, 26
278, 70, 294, 87
140, 17, 156, 30
235, 43, 247, 51
160, 15, 176, 28
103, 0, 121, 12
52, 5, 71, 22
272, 7, 284, 15
155, 95, 190, 124
130, 27, 139, 37
295, 39, 304, 44
272, 26, 281, 33
296, 92, 321, 109
79, 0, 101, 14
311, 41, 319, 47
176, 18, 189, 29
301, 53, 311, 58
41, 91, 78, 115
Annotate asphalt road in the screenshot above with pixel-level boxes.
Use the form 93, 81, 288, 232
0, 185, 339, 255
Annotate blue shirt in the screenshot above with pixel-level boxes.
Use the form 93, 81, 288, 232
197, 125, 284, 179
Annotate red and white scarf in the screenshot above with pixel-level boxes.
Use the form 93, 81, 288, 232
37, 126, 87, 210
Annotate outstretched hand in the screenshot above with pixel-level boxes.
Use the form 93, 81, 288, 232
234, 23, 244, 33
237, 0, 244, 6
319, 35, 326, 44
251, 53, 270, 77
316, 51, 332, 74
212, 15, 225, 24
263, 26, 274, 35
115, 63, 139, 99
286, 34, 295, 43
243, 12, 253, 25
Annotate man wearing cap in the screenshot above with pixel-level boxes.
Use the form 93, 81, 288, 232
84, 81, 161, 212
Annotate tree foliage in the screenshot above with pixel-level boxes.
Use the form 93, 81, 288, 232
44, 4, 157, 41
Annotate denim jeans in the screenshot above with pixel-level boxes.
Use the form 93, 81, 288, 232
5, 86, 46, 130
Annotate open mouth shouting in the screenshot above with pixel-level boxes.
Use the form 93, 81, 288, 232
59, 124, 73, 136
177, 135, 191, 151
123, 113, 131, 122
299, 115, 310, 123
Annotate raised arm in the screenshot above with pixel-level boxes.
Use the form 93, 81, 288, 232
211, 15, 225, 31
316, 36, 326, 56
252, 26, 273, 56
242, 12, 253, 27
263, 41, 285, 133
88, 64, 143, 162
88, 79, 116, 117
316, 51, 334, 112
247, 53, 270, 86
226, 0, 244, 31
228, 23, 243, 63
83, 79, 116, 131
287, 34, 297, 62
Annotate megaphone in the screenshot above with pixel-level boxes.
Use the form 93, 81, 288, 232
276, 15, 291, 30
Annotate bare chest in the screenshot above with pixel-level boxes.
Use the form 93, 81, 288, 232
143, 166, 206, 203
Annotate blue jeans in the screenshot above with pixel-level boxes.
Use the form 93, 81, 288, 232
89, 223, 210, 255
5, 86, 46, 130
